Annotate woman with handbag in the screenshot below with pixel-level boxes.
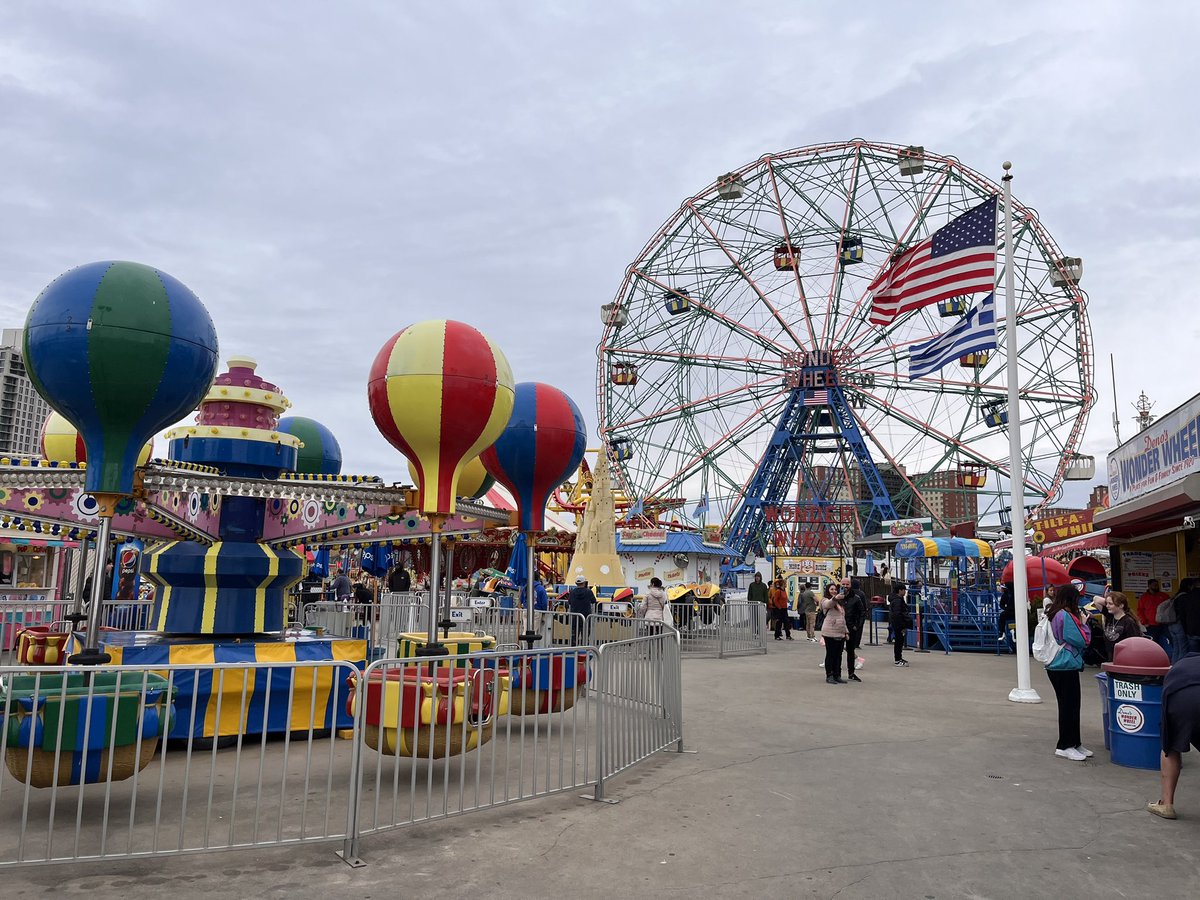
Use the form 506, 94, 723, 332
1043, 583, 1092, 761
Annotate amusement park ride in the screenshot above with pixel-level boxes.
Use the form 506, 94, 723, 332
597, 140, 1097, 566
0, 260, 590, 779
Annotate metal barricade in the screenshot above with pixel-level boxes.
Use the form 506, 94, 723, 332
341, 645, 600, 862
304, 600, 428, 661
719, 601, 768, 657
674, 602, 724, 657
0, 659, 361, 867
593, 628, 683, 800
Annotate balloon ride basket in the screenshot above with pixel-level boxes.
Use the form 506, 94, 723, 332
66, 629, 367, 741
507, 651, 590, 716
0, 671, 175, 787
347, 663, 505, 758
397, 632, 496, 666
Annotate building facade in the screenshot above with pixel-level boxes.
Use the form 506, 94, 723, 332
0, 329, 50, 458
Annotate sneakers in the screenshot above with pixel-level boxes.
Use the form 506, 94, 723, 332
894, 660, 909, 667
1147, 801, 1177, 819
808, 636, 818, 643
785, 635, 794, 641
848, 673, 862, 683
774, 636, 783, 641
1055, 747, 1087, 761
826, 676, 841, 685
1076, 745, 1094, 758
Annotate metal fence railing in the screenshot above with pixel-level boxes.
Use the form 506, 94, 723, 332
0, 628, 685, 869
0, 660, 360, 867
672, 602, 767, 658
1, 600, 158, 666
303, 600, 429, 660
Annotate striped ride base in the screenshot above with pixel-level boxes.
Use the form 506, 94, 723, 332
396, 632, 495, 663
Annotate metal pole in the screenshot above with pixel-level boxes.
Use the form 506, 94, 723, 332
66, 535, 91, 627
522, 534, 538, 648
440, 538, 454, 637
416, 524, 447, 657
1003, 162, 1041, 703
69, 516, 113, 666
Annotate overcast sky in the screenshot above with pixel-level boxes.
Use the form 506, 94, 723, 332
1, 1, 1195, 509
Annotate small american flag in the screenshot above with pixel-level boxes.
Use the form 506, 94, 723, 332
868, 196, 997, 326
804, 389, 829, 406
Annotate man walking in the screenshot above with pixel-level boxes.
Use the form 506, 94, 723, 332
800, 581, 819, 641
840, 577, 867, 682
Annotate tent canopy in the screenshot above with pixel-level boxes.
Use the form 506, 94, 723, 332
894, 537, 993, 559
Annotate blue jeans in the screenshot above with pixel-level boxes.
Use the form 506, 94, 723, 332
1169, 623, 1189, 663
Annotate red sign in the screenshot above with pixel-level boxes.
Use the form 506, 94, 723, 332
765, 505, 856, 525
1030, 510, 1094, 544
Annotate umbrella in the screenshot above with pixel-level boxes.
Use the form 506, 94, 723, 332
999, 556, 1071, 589
505, 532, 530, 590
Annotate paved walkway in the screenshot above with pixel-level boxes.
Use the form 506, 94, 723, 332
8, 637, 1198, 899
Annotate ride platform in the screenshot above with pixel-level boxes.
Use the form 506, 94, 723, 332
68, 630, 367, 740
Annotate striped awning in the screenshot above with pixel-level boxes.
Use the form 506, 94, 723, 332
894, 537, 993, 559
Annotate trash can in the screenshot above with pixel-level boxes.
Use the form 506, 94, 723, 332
1094, 672, 1110, 751
1100, 637, 1171, 770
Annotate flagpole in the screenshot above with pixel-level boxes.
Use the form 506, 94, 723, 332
1002, 161, 1041, 704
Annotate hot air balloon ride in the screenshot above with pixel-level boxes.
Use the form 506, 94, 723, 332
23, 261, 219, 666
368, 319, 514, 659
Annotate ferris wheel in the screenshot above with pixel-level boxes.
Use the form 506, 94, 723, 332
597, 140, 1095, 558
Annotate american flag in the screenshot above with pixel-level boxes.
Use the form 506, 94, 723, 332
803, 389, 829, 406
867, 196, 998, 326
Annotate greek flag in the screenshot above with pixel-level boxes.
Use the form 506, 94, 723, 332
908, 293, 997, 380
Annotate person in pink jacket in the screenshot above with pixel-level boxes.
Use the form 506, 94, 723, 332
821, 593, 848, 684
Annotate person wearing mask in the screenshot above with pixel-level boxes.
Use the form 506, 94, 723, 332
1148, 648, 1200, 819
839, 578, 867, 683
567, 576, 596, 644
888, 583, 912, 667
821, 589, 848, 684
769, 577, 793, 641
1042, 583, 1092, 761
800, 581, 819, 642
1102, 591, 1143, 661
1137, 579, 1172, 653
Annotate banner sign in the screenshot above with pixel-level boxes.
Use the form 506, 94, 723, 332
619, 528, 668, 545
634, 567, 654, 580
663, 567, 684, 581
1108, 395, 1200, 505
776, 556, 839, 576
881, 518, 933, 538
764, 505, 856, 524
1030, 509, 1094, 545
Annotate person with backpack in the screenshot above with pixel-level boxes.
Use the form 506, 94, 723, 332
1037, 583, 1093, 761
1162, 579, 1193, 664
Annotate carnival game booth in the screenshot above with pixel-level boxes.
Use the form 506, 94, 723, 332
615, 527, 735, 598
894, 537, 996, 652
1094, 392, 1200, 600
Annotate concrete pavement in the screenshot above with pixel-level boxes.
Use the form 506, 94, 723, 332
7, 636, 1197, 899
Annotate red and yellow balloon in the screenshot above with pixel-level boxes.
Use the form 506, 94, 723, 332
40, 411, 154, 467
407, 455, 494, 501
369, 320, 514, 515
